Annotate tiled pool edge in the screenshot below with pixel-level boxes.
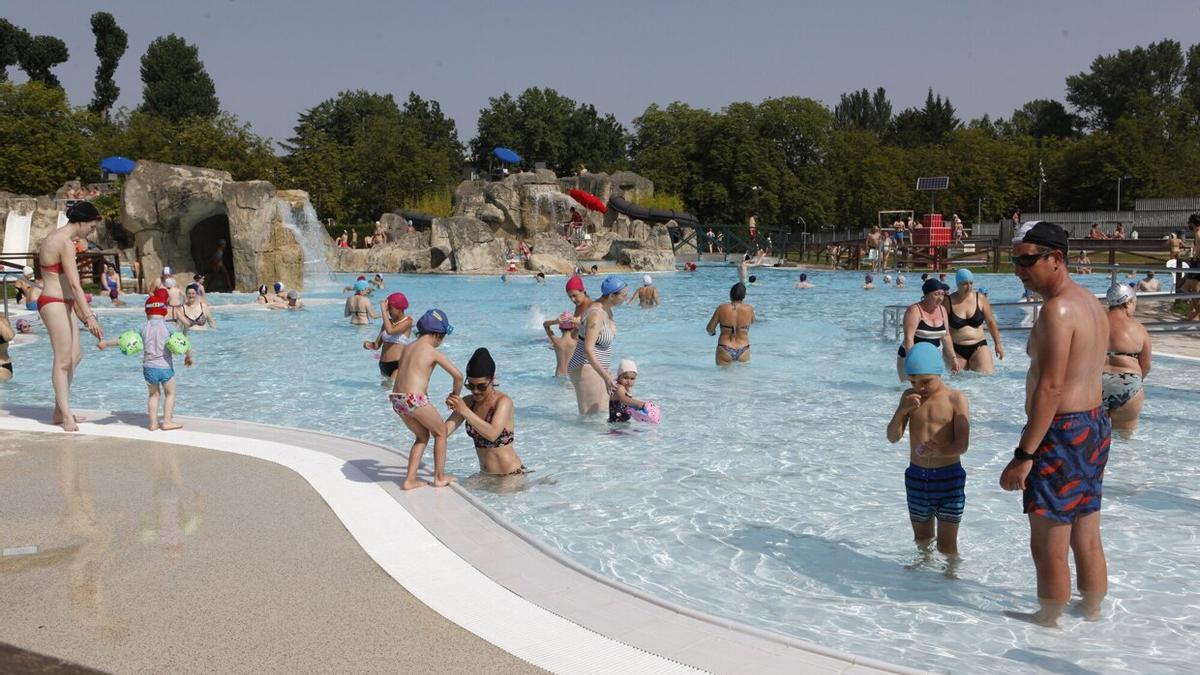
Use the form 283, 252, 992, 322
0, 407, 920, 675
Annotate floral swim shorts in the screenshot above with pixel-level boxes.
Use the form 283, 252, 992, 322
389, 392, 429, 417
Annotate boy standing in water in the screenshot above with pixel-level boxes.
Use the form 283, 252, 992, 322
391, 309, 462, 490
886, 342, 971, 555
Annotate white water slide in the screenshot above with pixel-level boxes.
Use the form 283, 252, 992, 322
1, 208, 33, 273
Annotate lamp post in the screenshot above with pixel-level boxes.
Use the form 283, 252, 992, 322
1117, 175, 1133, 211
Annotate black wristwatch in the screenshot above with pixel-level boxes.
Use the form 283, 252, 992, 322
1013, 447, 1036, 461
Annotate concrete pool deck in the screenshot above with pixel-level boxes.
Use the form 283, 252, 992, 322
0, 406, 919, 674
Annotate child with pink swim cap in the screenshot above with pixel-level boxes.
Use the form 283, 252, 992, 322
542, 310, 578, 377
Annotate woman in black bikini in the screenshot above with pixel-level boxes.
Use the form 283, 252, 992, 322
944, 269, 1002, 373
180, 284, 216, 330
0, 314, 14, 382
897, 278, 958, 382
706, 282, 755, 365
445, 348, 527, 476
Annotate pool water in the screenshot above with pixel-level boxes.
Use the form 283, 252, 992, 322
6, 268, 1198, 673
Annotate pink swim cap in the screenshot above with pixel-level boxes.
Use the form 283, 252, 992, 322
558, 311, 576, 330
566, 276, 585, 293
387, 292, 409, 310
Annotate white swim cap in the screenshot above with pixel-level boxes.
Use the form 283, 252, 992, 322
618, 359, 638, 376
1106, 283, 1136, 307
161, 265, 173, 276
643, 275, 653, 286
22, 266, 34, 279
164, 278, 178, 288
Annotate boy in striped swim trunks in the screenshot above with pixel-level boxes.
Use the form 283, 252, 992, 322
887, 342, 971, 556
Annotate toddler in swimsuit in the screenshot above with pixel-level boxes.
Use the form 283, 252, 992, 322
608, 359, 649, 423
886, 342, 971, 556
390, 309, 463, 490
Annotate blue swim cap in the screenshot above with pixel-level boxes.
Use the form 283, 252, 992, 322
955, 269, 974, 285
416, 308, 453, 335
600, 275, 628, 296
905, 342, 944, 377
353, 279, 369, 292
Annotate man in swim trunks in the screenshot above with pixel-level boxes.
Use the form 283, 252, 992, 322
1000, 221, 1111, 626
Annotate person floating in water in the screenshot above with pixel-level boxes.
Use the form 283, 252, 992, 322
627, 275, 660, 307
391, 309, 462, 490
794, 273, 813, 289
887, 342, 970, 557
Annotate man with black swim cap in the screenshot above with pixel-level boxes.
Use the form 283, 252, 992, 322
1001, 220, 1111, 626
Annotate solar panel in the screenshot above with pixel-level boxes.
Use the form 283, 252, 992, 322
916, 176, 950, 191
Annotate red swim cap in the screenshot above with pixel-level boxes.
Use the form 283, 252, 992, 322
566, 276, 585, 293
145, 288, 169, 316
387, 292, 409, 310
357, 275, 366, 281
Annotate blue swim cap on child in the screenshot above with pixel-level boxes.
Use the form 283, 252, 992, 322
600, 275, 628, 296
274, 281, 284, 292
955, 269, 974, 285
416, 308, 453, 335
904, 342, 944, 376
353, 279, 369, 292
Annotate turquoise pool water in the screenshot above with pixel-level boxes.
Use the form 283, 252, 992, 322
6, 267, 1197, 673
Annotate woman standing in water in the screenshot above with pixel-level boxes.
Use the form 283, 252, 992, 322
706, 282, 755, 365
568, 276, 627, 415
446, 348, 527, 475
1103, 284, 1152, 436
364, 292, 412, 384
897, 278, 957, 382
944, 269, 1002, 373
37, 202, 104, 431
180, 284, 217, 330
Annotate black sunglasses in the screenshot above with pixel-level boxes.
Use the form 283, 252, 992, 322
1011, 251, 1054, 268
466, 380, 492, 392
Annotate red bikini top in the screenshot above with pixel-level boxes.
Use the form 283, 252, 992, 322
42, 262, 64, 273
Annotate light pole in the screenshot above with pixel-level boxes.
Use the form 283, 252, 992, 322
1117, 175, 1132, 211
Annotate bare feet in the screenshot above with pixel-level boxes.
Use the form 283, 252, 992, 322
149, 422, 159, 431
160, 422, 182, 431
433, 474, 457, 488
402, 478, 427, 490
52, 412, 87, 425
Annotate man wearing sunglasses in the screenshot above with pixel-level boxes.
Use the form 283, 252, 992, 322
999, 221, 1111, 627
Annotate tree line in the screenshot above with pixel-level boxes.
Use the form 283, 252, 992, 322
2, 14, 1199, 231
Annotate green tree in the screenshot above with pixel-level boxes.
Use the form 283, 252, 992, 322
0, 82, 95, 194
631, 102, 716, 200
139, 34, 219, 123
17, 33, 69, 88
1007, 99, 1081, 140
833, 87, 892, 136
888, 89, 960, 147
1066, 39, 1189, 131
110, 109, 281, 182
470, 87, 627, 172
0, 19, 25, 82
88, 12, 128, 120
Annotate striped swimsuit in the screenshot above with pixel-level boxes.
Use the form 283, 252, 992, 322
568, 309, 615, 372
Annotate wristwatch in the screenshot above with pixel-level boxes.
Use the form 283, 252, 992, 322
1013, 447, 1036, 461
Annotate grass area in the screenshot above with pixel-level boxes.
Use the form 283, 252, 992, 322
633, 193, 687, 213
405, 189, 454, 217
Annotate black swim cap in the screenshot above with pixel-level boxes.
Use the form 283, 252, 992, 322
730, 282, 746, 301
467, 347, 496, 379
66, 201, 101, 223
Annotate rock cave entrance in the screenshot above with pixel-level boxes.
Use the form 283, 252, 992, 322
190, 212, 235, 292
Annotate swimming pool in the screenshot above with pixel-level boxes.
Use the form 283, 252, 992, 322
6, 267, 1197, 673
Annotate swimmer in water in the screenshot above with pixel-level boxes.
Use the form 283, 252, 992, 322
102, 262, 125, 307
369, 273, 385, 289
883, 274, 892, 285
345, 280, 377, 325
445, 348, 527, 476
886, 342, 970, 556
542, 311, 578, 377
179, 284, 216, 330
627, 275, 660, 307
706, 282, 754, 365
535, 272, 546, 284
864, 273, 876, 290
364, 292, 412, 384
794, 273, 813, 289
391, 309, 462, 490
608, 359, 648, 423
897, 274, 907, 288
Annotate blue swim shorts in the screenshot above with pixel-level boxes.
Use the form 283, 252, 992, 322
1023, 407, 1111, 523
143, 366, 175, 386
905, 462, 966, 524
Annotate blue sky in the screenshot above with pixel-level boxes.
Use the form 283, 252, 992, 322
6, 1, 1199, 147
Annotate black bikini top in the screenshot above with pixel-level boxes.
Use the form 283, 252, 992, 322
948, 292, 985, 330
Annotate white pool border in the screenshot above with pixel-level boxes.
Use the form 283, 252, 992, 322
0, 407, 919, 675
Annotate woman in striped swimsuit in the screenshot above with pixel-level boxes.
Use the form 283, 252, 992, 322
897, 278, 958, 383
568, 275, 628, 415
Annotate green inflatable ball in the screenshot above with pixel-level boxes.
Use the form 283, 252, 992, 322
118, 330, 143, 356
166, 332, 191, 355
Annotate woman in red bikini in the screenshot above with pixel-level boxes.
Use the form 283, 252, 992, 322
37, 201, 104, 431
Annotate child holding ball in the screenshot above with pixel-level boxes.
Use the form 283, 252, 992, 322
98, 288, 193, 430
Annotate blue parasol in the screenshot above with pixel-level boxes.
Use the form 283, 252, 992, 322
493, 147, 521, 164
99, 156, 137, 175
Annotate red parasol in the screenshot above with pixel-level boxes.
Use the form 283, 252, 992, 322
569, 188, 607, 214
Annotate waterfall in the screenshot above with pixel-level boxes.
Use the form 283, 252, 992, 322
276, 198, 335, 285
533, 192, 564, 233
